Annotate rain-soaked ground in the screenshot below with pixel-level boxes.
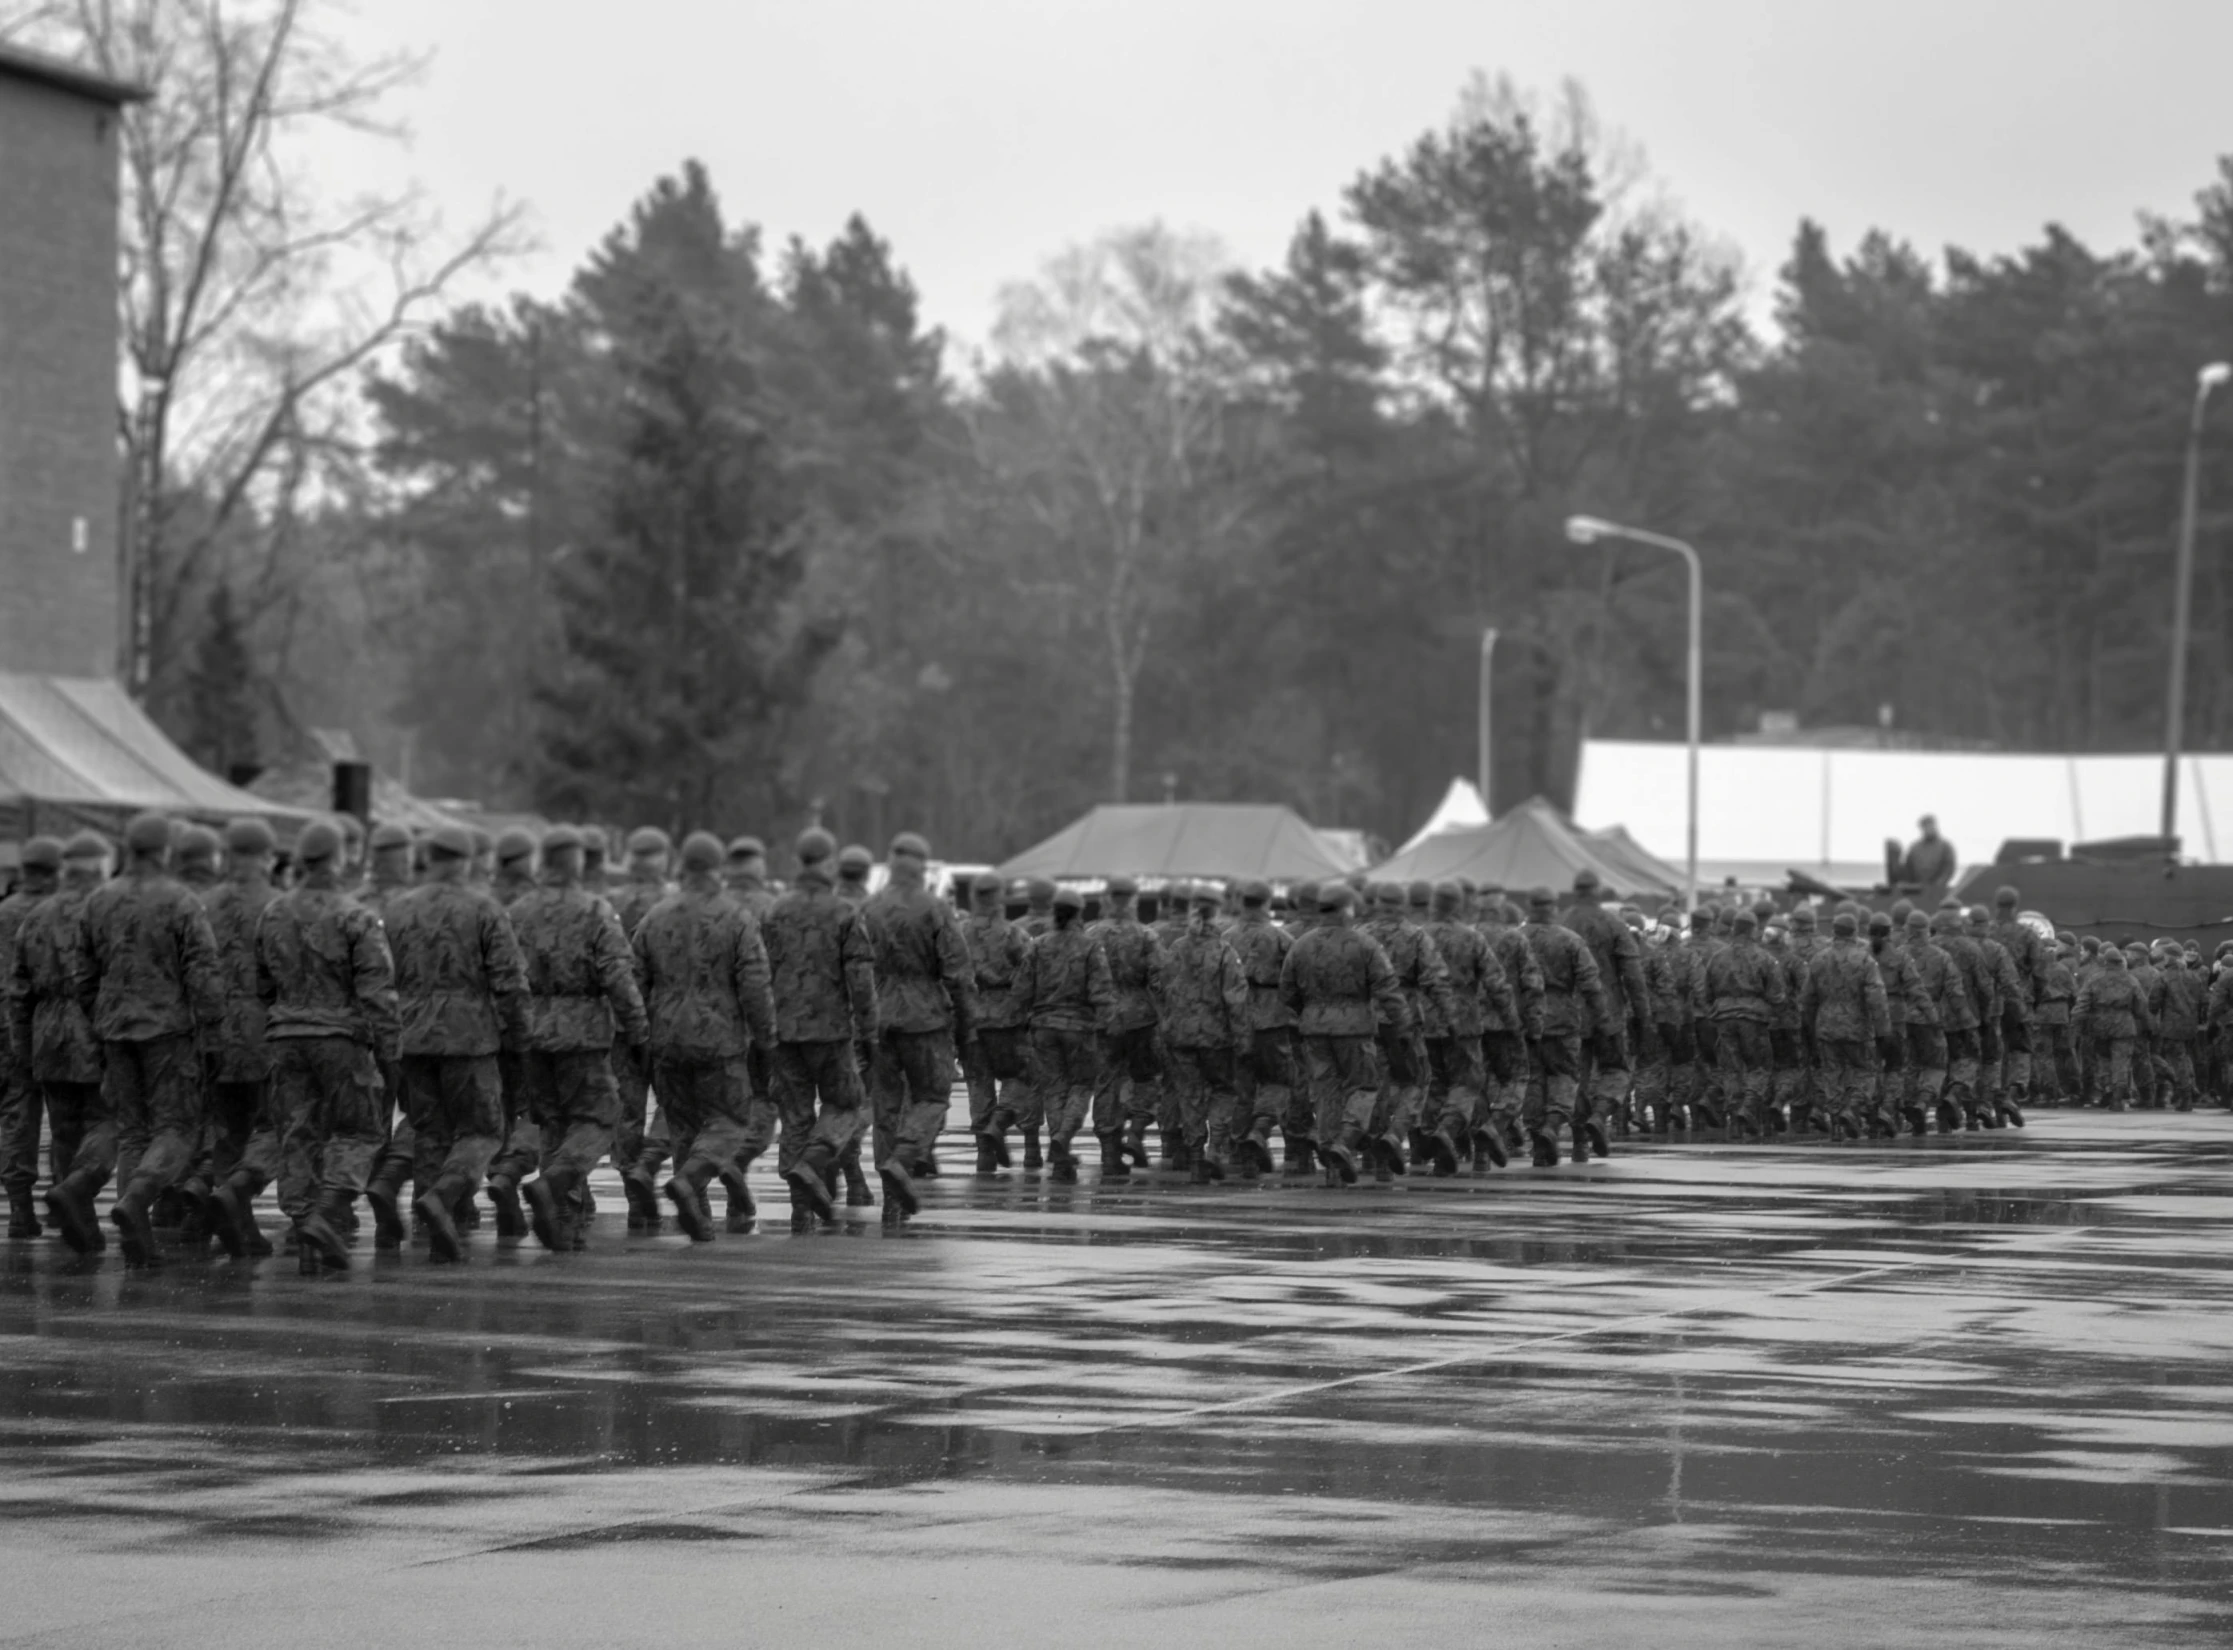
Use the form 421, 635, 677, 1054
2, 1109, 2231, 1647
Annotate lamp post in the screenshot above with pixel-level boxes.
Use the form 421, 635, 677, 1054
2162, 362, 2231, 851
1478, 626, 1497, 813
1566, 515, 1702, 912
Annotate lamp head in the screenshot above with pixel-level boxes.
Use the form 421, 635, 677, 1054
1565, 515, 1608, 545
2202, 363, 2232, 391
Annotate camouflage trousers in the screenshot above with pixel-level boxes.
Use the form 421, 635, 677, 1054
189, 1080, 266, 1193
519, 1049, 623, 1182
2158, 1037, 2199, 1108
1943, 1029, 1983, 1114
1092, 1025, 1162, 1138
654, 1056, 753, 1179
27, 1080, 102, 1191
400, 1054, 505, 1192
1422, 1035, 1483, 1144
962, 1026, 1031, 1132
1579, 1026, 1633, 1124
768, 1039, 869, 1172
1902, 1025, 1949, 1111
610, 1041, 669, 1182
1163, 1044, 1238, 1164
1711, 1019, 1772, 1130
1029, 1027, 1102, 1147
1304, 1034, 1380, 1152
2089, 1036, 2138, 1107
1524, 1032, 1583, 1138
1816, 1036, 1877, 1127
1478, 1031, 1527, 1136
1372, 1025, 1426, 1147
871, 1028, 955, 1170
2033, 1021, 2078, 1102
106, 1035, 203, 1195
1232, 1027, 1297, 1145
270, 1037, 384, 1218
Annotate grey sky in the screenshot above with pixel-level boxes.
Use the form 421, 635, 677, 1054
342, 0, 2233, 352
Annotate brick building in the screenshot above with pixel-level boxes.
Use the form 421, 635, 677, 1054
0, 42, 140, 678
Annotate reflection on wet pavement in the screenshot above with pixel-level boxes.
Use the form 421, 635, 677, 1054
2, 1111, 2230, 1646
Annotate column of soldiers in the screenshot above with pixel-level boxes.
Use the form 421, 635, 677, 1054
5, 818, 2232, 1270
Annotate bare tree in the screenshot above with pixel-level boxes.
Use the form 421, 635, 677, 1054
4, 0, 524, 712
976, 224, 1255, 804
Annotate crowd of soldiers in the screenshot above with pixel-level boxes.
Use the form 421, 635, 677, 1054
0, 808, 2220, 1275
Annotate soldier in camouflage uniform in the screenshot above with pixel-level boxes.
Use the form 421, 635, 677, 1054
1560, 871, 1647, 1138
760, 829, 877, 1228
1478, 895, 1542, 1156
18, 835, 111, 1252
188, 818, 281, 1230
833, 844, 882, 1203
861, 833, 974, 1220
1523, 888, 1607, 1165
174, 824, 220, 893
1224, 880, 1301, 1176
245, 820, 398, 1272
386, 825, 532, 1261
1930, 910, 1991, 1128
1014, 885, 1115, 1182
2075, 947, 2152, 1109
1868, 911, 1928, 1135
633, 831, 778, 1241
959, 871, 1032, 1174
1987, 888, 2047, 1109
607, 826, 674, 1228
77, 812, 226, 1266
1775, 906, 1823, 1131
1797, 911, 1890, 1141
1157, 883, 1250, 1183
1968, 907, 2027, 1125
358, 822, 431, 1241
1634, 919, 1688, 1137
511, 826, 649, 1250
1089, 876, 1165, 1178
1702, 907, 1784, 1142
0, 836, 59, 1236
1422, 880, 1514, 1173
1900, 910, 1960, 1133
2153, 943, 2205, 1111
1279, 884, 1407, 1186
2034, 943, 2079, 1105
2124, 942, 2166, 1110
721, 833, 783, 1196
1363, 882, 1455, 1180
481, 827, 544, 1230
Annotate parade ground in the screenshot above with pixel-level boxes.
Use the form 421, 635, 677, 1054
1, 1113, 2229, 1648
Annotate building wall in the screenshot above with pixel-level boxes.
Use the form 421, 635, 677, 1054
0, 69, 121, 678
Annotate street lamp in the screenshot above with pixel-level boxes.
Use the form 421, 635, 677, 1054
2162, 361, 2232, 850
1566, 515, 1703, 911
1478, 626, 1497, 812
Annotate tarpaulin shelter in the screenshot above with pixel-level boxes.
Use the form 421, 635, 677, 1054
1396, 776, 1490, 855
997, 803, 1355, 885
0, 673, 316, 844
1371, 795, 1682, 899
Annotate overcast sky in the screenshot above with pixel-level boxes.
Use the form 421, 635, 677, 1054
334, 0, 2233, 354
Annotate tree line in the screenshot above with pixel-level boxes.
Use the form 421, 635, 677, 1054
17, 5, 2233, 859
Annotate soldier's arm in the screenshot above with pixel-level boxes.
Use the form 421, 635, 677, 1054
1278, 942, 1306, 1021
7, 929, 32, 1069
1087, 942, 1118, 1032
733, 915, 778, 1048
484, 906, 534, 1049
1863, 957, 1890, 1039
1615, 927, 1648, 1020
350, 909, 402, 1057
841, 911, 880, 1033
1218, 943, 1249, 1043
593, 906, 649, 1044
1418, 933, 1458, 1027
935, 908, 977, 1040
179, 898, 227, 1038
1366, 939, 1410, 1033
1572, 937, 1607, 1025
1482, 944, 1518, 1029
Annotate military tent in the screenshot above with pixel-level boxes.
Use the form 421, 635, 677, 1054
1370, 795, 1681, 899
997, 803, 1355, 885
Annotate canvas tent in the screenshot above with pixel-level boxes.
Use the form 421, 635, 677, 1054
1371, 795, 1682, 898
1575, 737, 2233, 886
1396, 777, 1490, 855
998, 803, 1356, 884
0, 673, 314, 843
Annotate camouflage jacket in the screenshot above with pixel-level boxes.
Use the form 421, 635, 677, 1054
1090, 915, 1164, 1034
960, 910, 1032, 1031
1935, 933, 1993, 1027
632, 873, 778, 1061
1225, 909, 1296, 1032
383, 869, 532, 1057
1798, 938, 1890, 1041
760, 868, 878, 1044
492, 865, 537, 909
2128, 961, 2165, 1031
1989, 916, 2048, 1012
1157, 918, 1249, 1049
509, 873, 647, 1052
1481, 921, 1545, 1037
1681, 935, 1726, 1023
1279, 918, 1409, 1039
1871, 938, 1933, 1027
1561, 899, 1647, 1028
1422, 917, 1512, 1039
202, 867, 280, 1080
2154, 963, 2206, 1041
255, 874, 399, 1051
864, 880, 975, 1038
357, 871, 416, 927
0, 880, 49, 1076
1702, 936, 1785, 1024
2075, 968, 2154, 1039
81, 863, 225, 1044
726, 872, 777, 926
1016, 922, 1117, 1033
1906, 935, 1966, 1030
8, 881, 100, 1082
1361, 916, 1457, 1035
1641, 944, 1687, 1027
1524, 919, 1606, 1037
1977, 935, 2024, 1024
2035, 958, 2076, 1026
607, 870, 672, 941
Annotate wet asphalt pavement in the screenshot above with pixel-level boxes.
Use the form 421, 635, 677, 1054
2, 1111, 2231, 1647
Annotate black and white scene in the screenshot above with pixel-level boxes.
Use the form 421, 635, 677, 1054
0, 1, 2230, 1644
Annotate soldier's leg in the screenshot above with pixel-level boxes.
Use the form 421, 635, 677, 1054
1318, 1035, 1379, 1184
1589, 1027, 1632, 1136
1001, 1027, 1045, 1167
0, 1070, 43, 1236
39, 1077, 117, 1256
1165, 1047, 1209, 1178
109, 1037, 201, 1264
1038, 1030, 1096, 1181
1201, 1048, 1238, 1177
206, 1071, 281, 1260
1905, 1027, 1947, 1135
962, 1033, 998, 1135
1944, 1029, 1982, 1125
1530, 1033, 1580, 1164
1275, 1031, 1317, 1171
2166, 1039, 2198, 1111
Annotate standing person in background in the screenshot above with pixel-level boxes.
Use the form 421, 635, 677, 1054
2075, 948, 2153, 1110
1900, 816, 1957, 889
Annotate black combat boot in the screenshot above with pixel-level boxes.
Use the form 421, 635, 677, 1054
1048, 1138, 1079, 1183
1471, 1127, 1510, 1170
785, 1145, 837, 1224
1528, 1127, 1561, 1168
485, 1174, 525, 1238
1021, 1128, 1044, 1170
841, 1152, 877, 1207
622, 1171, 661, 1232
1123, 1117, 1153, 1170
7, 1188, 41, 1239
720, 1158, 758, 1233
1282, 1138, 1317, 1178
1190, 1153, 1212, 1186
207, 1171, 268, 1259
524, 1168, 576, 1251
363, 1166, 409, 1251
46, 1172, 105, 1255
295, 1189, 353, 1273
1096, 1132, 1131, 1182
1235, 1125, 1275, 1179
878, 1150, 921, 1217
985, 1109, 1016, 1169
1164, 1133, 1193, 1174
974, 1135, 1002, 1176
1428, 1129, 1461, 1176
414, 1174, 471, 1261
109, 1178, 162, 1268
663, 1162, 718, 1242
